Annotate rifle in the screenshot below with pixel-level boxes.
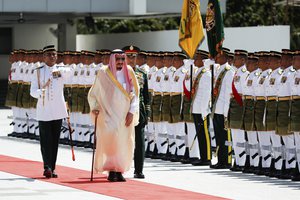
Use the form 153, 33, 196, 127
66, 102, 75, 161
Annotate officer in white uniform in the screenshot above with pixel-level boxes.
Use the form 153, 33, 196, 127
210, 48, 235, 169
146, 53, 158, 157
274, 50, 296, 179
242, 53, 262, 173
265, 52, 283, 178
191, 51, 212, 166
229, 50, 249, 171
169, 52, 188, 161
30, 45, 71, 178
290, 50, 300, 181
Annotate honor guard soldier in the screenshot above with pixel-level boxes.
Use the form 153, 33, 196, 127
275, 49, 296, 179
242, 53, 261, 173
191, 50, 212, 166
6, 50, 20, 137
137, 51, 149, 73
123, 45, 150, 179
30, 45, 71, 178
152, 52, 168, 158
145, 52, 158, 158
182, 57, 198, 164
160, 51, 176, 160
253, 52, 272, 175
265, 51, 284, 178
290, 50, 300, 181
210, 48, 235, 169
229, 49, 249, 171
169, 51, 188, 162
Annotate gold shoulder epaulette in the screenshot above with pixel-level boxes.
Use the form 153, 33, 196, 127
268, 69, 273, 75
278, 69, 283, 75
225, 65, 231, 70
181, 68, 187, 74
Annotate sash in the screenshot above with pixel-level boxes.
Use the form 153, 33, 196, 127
191, 68, 206, 111
211, 67, 230, 117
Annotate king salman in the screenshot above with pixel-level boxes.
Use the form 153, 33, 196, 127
88, 49, 139, 182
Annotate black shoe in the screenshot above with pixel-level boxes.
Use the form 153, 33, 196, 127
52, 171, 58, 178
210, 163, 231, 169
230, 164, 243, 172
134, 172, 145, 179
43, 168, 52, 178
192, 159, 211, 166
242, 165, 253, 173
170, 155, 180, 162
107, 171, 118, 182
116, 172, 126, 182
180, 157, 190, 164
291, 173, 300, 181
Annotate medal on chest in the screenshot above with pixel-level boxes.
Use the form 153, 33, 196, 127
295, 77, 300, 85
281, 76, 287, 83
269, 78, 275, 85
80, 70, 85, 76
156, 76, 161, 82
234, 76, 240, 82
86, 70, 90, 76
164, 75, 169, 81
259, 77, 265, 85
174, 76, 179, 82
247, 79, 253, 86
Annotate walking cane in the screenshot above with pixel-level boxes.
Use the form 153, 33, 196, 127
90, 114, 98, 181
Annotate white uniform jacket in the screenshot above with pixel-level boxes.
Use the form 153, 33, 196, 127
30, 64, 71, 121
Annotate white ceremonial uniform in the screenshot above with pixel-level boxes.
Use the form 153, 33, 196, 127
152, 67, 165, 155
231, 65, 249, 167
82, 63, 97, 144
265, 68, 283, 170
170, 62, 188, 157
18, 61, 29, 134
253, 68, 272, 168
212, 62, 235, 165
183, 61, 200, 159
292, 69, 300, 173
278, 66, 296, 170
191, 62, 212, 159
147, 66, 158, 153
10, 61, 19, 134
30, 64, 71, 120
161, 66, 176, 156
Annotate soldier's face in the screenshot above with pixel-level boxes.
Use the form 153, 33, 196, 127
125, 54, 137, 67
43, 51, 57, 67
293, 56, 300, 69
163, 56, 173, 67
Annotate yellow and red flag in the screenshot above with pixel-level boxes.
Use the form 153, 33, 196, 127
179, 0, 205, 59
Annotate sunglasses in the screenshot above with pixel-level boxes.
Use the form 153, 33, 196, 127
116, 57, 125, 61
